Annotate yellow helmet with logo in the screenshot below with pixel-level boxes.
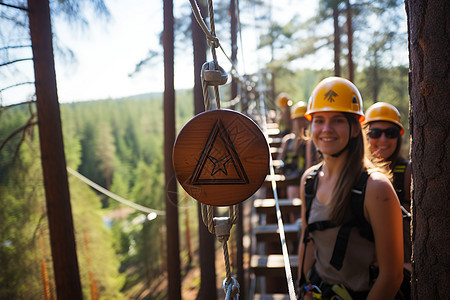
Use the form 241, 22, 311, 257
364, 102, 404, 135
277, 93, 292, 108
305, 77, 365, 123
291, 101, 307, 119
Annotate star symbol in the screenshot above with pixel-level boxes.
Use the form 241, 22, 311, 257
208, 155, 231, 176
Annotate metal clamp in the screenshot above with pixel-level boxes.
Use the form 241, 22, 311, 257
201, 61, 228, 86
223, 276, 240, 300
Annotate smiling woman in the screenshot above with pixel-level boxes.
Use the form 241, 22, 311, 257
298, 77, 404, 300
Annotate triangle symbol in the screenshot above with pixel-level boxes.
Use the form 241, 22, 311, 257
190, 119, 249, 185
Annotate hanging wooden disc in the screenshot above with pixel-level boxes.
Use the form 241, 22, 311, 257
173, 109, 269, 206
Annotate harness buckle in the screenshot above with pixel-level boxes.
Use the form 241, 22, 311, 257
300, 283, 322, 299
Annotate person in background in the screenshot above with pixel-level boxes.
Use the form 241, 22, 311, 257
297, 77, 403, 299
276, 93, 293, 137
277, 101, 310, 199
364, 102, 412, 273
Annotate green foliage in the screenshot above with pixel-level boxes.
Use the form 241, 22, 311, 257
69, 176, 125, 299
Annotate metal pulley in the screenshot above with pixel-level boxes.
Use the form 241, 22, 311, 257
202, 61, 228, 86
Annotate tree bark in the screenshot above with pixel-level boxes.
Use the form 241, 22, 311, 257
163, 0, 181, 299
345, 0, 354, 82
27, 0, 82, 298
230, 0, 238, 110
333, 5, 341, 77
406, 0, 450, 298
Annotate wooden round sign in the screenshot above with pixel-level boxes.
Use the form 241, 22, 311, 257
173, 109, 269, 206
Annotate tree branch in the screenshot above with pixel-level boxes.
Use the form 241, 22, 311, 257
0, 2, 28, 11
0, 81, 35, 93
0, 58, 33, 67
0, 45, 32, 51
0, 115, 37, 153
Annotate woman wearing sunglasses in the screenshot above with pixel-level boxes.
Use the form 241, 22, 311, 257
364, 102, 412, 273
297, 78, 403, 299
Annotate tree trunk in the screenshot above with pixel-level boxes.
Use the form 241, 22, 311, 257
345, 0, 354, 82
163, 0, 181, 299
192, 1, 217, 299
405, 0, 450, 298
27, 1, 83, 298
230, 0, 238, 110
333, 5, 341, 76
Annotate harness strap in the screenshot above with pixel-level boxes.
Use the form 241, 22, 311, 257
393, 161, 407, 203
304, 169, 373, 272
330, 223, 354, 270
307, 220, 336, 232
308, 264, 369, 300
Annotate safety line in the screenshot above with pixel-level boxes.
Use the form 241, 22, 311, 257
260, 94, 297, 300
67, 167, 165, 215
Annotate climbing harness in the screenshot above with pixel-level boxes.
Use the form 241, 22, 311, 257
299, 165, 412, 300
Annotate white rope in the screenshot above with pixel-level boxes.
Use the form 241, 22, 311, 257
67, 167, 165, 215
267, 158, 297, 300
259, 79, 297, 300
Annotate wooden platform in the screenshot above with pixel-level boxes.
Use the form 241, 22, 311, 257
253, 198, 302, 215
254, 222, 301, 243
250, 254, 299, 276
267, 137, 282, 148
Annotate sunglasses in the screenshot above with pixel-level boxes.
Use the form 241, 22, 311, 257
368, 127, 400, 139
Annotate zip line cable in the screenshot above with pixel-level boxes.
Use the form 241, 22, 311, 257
67, 167, 165, 216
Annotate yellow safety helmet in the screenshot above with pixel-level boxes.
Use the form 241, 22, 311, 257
364, 102, 404, 135
305, 77, 365, 123
291, 101, 307, 119
277, 93, 292, 108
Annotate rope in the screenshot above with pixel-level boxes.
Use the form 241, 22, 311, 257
267, 159, 297, 300
67, 167, 165, 215
259, 90, 297, 299
189, 1, 242, 297
189, 0, 246, 90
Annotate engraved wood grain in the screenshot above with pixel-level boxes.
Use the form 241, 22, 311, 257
173, 109, 269, 206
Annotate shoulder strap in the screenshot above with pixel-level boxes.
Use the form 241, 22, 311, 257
330, 171, 373, 271
304, 163, 322, 225
303, 168, 374, 272
350, 171, 373, 241
393, 160, 408, 201
299, 163, 323, 286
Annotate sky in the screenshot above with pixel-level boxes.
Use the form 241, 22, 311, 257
0, 0, 320, 106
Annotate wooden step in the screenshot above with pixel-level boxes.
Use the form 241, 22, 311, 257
266, 123, 279, 130
271, 159, 283, 169
270, 147, 282, 159
263, 174, 301, 190
253, 198, 302, 215
267, 128, 280, 136
250, 254, 299, 276
253, 294, 290, 300
267, 137, 282, 148
254, 222, 301, 242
